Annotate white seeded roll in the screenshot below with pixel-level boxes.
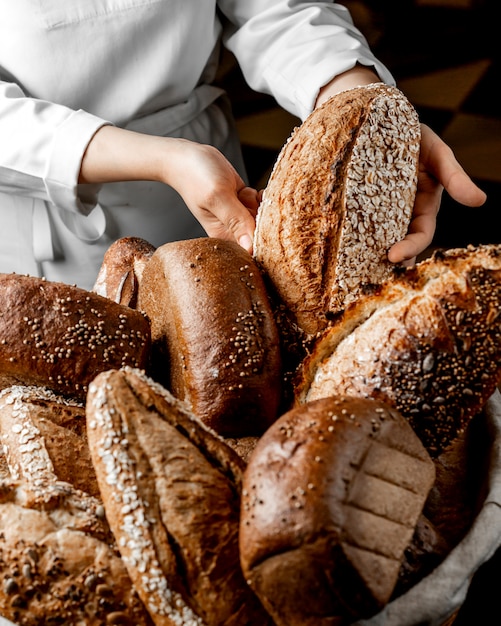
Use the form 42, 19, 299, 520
253, 83, 420, 338
137, 238, 282, 437
239, 395, 435, 625
93, 236, 156, 308
0, 273, 151, 401
295, 244, 501, 456
86, 367, 273, 626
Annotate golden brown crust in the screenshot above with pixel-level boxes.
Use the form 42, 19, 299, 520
0, 273, 151, 401
86, 367, 273, 626
254, 83, 420, 337
0, 385, 99, 497
239, 395, 435, 625
138, 238, 282, 437
93, 236, 156, 307
295, 244, 501, 456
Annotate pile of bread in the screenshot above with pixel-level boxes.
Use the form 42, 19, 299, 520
1, 84, 500, 626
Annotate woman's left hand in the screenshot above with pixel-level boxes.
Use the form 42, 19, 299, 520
388, 123, 487, 264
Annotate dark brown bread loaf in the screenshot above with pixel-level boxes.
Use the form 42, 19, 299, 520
0, 402, 152, 625
0, 385, 99, 497
0, 273, 151, 401
138, 238, 282, 437
295, 244, 501, 456
253, 83, 420, 338
239, 395, 435, 625
93, 236, 156, 307
86, 366, 273, 626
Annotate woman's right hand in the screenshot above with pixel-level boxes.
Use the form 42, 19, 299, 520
79, 126, 259, 253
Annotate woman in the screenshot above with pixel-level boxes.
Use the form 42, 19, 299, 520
0, 1, 486, 289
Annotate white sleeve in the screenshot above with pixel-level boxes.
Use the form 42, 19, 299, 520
219, 0, 395, 120
0, 79, 110, 215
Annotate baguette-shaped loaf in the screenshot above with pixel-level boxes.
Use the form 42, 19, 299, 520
138, 238, 282, 437
93, 236, 156, 307
0, 385, 99, 497
295, 244, 501, 456
239, 395, 435, 625
254, 83, 420, 337
86, 367, 273, 626
0, 273, 151, 401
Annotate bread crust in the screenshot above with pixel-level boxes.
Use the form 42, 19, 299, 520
93, 236, 156, 307
239, 395, 435, 625
295, 244, 501, 456
254, 83, 420, 337
0, 273, 151, 401
86, 367, 273, 626
138, 238, 282, 437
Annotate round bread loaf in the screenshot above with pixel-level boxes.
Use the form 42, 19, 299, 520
253, 83, 420, 338
93, 236, 156, 307
86, 366, 273, 626
239, 395, 435, 625
137, 238, 282, 437
0, 273, 151, 401
294, 243, 501, 456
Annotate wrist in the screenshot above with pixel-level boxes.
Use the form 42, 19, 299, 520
315, 65, 382, 109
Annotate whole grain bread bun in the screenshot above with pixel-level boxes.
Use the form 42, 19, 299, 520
0, 385, 99, 497
0, 273, 151, 401
137, 238, 282, 437
294, 244, 501, 456
0, 481, 152, 625
93, 236, 156, 307
86, 366, 273, 626
253, 83, 420, 338
0, 403, 151, 625
239, 395, 435, 625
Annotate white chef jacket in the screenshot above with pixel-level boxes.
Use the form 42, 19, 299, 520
0, 0, 394, 289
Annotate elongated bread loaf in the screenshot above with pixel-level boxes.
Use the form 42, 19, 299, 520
138, 238, 282, 437
254, 83, 420, 338
239, 395, 435, 625
295, 244, 501, 456
0, 273, 151, 401
86, 367, 273, 626
93, 236, 156, 307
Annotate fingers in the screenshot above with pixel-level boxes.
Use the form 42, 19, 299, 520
420, 124, 487, 207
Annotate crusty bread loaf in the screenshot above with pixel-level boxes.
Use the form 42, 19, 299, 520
0, 385, 99, 497
239, 395, 435, 625
253, 83, 420, 338
0, 400, 152, 625
0, 273, 151, 401
86, 367, 273, 626
93, 236, 156, 307
294, 244, 501, 456
137, 238, 282, 437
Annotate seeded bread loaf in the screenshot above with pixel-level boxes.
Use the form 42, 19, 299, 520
0, 385, 99, 497
0, 273, 151, 401
0, 406, 152, 625
253, 83, 420, 338
93, 236, 156, 308
239, 395, 435, 625
86, 367, 273, 626
137, 238, 282, 437
294, 244, 501, 456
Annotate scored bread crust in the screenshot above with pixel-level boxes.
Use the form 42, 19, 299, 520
294, 244, 501, 456
93, 236, 156, 307
239, 395, 435, 625
138, 238, 282, 437
86, 367, 273, 626
253, 83, 420, 337
0, 273, 151, 401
